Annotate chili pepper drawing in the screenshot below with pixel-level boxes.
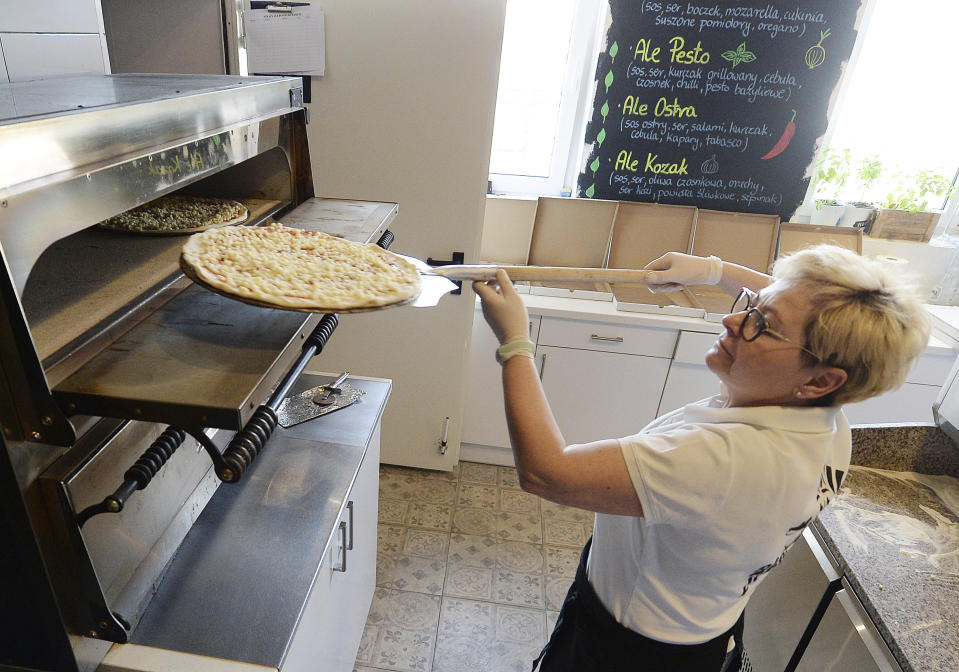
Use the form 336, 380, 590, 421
761, 109, 797, 160
805, 29, 830, 69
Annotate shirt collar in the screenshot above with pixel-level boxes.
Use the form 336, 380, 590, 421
683, 395, 844, 434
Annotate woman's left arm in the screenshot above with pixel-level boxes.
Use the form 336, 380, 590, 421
473, 270, 643, 517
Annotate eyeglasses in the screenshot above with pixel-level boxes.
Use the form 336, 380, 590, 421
730, 288, 821, 361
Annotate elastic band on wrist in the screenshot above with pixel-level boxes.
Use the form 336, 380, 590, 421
495, 339, 535, 365
705, 255, 723, 285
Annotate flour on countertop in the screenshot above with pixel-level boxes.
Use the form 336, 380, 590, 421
829, 466, 959, 577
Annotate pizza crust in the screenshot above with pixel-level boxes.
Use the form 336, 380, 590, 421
99, 195, 248, 235
181, 223, 422, 312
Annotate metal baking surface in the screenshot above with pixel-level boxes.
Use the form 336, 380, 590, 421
131, 375, 391, 667
52, 285, 318, 431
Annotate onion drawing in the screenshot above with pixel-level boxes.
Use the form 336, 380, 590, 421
701, 155, 719, 174
805, 29, 831, 69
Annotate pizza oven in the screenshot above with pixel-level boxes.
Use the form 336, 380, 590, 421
0, 74, 395, 670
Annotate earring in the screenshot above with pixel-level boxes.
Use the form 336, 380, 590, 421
795, 389, 803, 399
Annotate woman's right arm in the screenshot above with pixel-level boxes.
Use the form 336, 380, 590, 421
643, 252, 773, 296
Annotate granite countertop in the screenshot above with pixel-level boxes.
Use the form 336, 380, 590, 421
814, 425, 959, 672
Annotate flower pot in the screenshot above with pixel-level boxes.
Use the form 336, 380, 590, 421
839, 204, 878, 229
809, 202, 844, 227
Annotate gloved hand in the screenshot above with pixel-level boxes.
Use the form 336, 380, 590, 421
643, 252, 722, 293
472, 269, 530, 345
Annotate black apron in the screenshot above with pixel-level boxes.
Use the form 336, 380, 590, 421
534, 538, 744, 672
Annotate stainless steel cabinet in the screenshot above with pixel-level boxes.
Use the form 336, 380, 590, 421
794, 581, 902, 672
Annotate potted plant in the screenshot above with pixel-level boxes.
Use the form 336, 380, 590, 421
871, 168, 958, 241
810, 147, 851, 226
839, 154, 882, 228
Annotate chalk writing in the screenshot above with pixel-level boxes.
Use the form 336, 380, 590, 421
580, 0, 862, 219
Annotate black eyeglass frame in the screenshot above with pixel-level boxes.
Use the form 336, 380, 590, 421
730, 288, 822, 362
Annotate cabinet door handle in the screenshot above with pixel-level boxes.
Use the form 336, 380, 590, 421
539, 353, 546, 381
334, 521, 348, 572
346, 500, 354, 551
590, 334, 624, 343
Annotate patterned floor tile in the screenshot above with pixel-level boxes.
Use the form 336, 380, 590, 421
447, 533, 497, 568
499, 488, 540, 514
409, 478, 457, 504
544, 544, 580, 577
451, 506, 497, 536
546, 610, 560, 634
498, 466, 522, 489
492, 568, 544, 608
379, 498, 410, 525
456, 483, 499, 508
437, 596, 495, 640
377, 550, 397, 588
403, 529, 449, 559
459, 462, 499, 484
406, 501, 452, 531
365, 588, 440, 672
543, 518, 589, 547
390, 554, 447, 595
443, 563, 493, 600
545, 575, 572, 610
541, 498, 595, 523
495, 539, 545, 573
378, 524, 408, 555
494, 604, 547, 644
494, 511, 543, 543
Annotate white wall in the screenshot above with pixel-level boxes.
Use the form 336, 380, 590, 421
305, 0, 507, 470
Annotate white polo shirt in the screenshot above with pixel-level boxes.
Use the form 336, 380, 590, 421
587, 395, 850, 644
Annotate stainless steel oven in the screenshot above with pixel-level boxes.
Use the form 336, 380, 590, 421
0, 73, 393, 672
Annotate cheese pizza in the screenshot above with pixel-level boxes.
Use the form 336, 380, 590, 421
181, 223, 421, 311
100, 195, 248, 234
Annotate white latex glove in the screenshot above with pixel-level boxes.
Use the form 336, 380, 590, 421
643, 252, 722, 293
472, 269, 531, 345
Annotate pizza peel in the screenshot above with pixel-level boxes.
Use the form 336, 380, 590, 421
400, 254, 653, 307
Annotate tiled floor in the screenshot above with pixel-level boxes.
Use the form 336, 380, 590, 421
353, 461, 594, 672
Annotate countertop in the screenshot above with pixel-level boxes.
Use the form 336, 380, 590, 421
814, 425, 959, 672
510, 291, 958, 355
131, 373, 390, 668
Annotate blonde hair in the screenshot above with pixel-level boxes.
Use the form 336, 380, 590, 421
772, 244, 930, 405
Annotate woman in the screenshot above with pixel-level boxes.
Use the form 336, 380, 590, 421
472, 245, 929, 671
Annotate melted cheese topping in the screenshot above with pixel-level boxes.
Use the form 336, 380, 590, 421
181, 223, 421, 310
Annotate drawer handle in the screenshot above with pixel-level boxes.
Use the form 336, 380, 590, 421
590, 334, 624, 343
346, 500, 354, 551
334, 521, 348, 572
539, 353, 547, 381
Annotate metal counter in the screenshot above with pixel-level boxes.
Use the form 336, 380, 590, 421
131, 374, 390, 667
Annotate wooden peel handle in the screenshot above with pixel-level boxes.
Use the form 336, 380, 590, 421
435, 265, 652, 285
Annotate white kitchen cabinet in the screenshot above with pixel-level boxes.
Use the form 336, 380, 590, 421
0, 45, 8, 83
843, 349, 956, 425
282, 427, 381, 672
462, 308, 541, 450
1, 33, 107, 81
657, 330, 720, 415
533, 316, 676, 445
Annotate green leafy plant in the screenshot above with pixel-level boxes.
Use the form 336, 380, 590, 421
880, 168, 958, 214
812, 147, 852, 206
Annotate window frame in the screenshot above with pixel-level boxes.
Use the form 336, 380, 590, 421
488, 0, 607, 197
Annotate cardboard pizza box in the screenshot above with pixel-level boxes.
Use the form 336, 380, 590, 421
605, 202, 703, 317
687, 210, 781, 318
480, 195, 538, 265
778, 222, 863, 257
527, 196, 619, 296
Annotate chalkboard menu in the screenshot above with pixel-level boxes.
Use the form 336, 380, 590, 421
579, 1, 862, 220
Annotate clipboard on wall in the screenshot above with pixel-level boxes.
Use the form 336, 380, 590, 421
245, 2, 325, 77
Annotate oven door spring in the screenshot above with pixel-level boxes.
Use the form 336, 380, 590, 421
76, 426, 187, 526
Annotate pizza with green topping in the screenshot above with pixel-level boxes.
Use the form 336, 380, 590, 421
99, 195, 248, 234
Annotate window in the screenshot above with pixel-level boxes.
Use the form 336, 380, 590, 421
803, 0, 959, 221
488, 0, 606, 196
